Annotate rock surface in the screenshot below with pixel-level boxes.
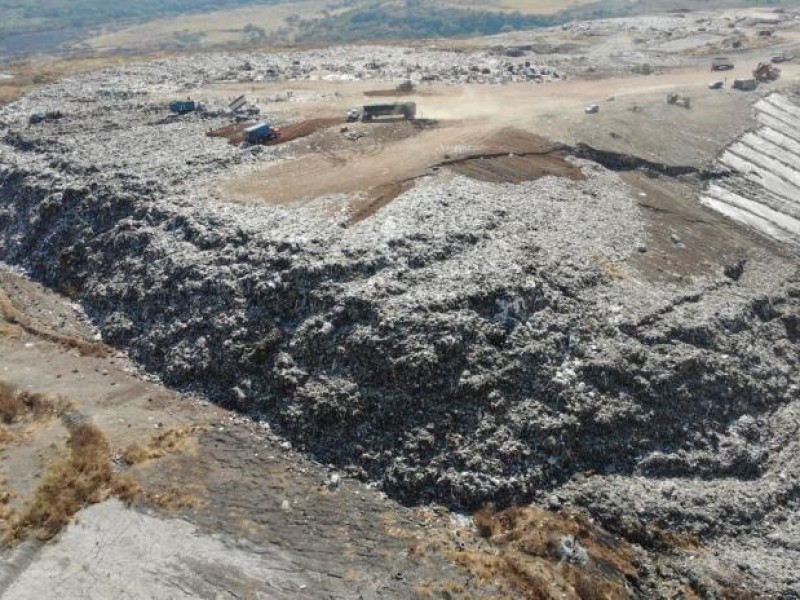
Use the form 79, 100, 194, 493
1, 500, 314, 599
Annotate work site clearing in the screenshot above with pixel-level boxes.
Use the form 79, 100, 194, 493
2, 5, 800, 600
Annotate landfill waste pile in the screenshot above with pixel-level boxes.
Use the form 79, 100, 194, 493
129, 46, 566, 86
1, 47, 800, 596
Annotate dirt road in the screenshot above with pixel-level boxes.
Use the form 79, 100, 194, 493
216, 64, 799, 217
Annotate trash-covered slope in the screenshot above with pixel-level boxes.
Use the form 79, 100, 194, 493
1, 52, 800, 595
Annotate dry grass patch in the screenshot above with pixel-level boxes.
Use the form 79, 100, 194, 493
4, 422, 140, 542
145, 487, 202, 510
449, 506, 755, 599
122, 424, 206, 465
0, 322, 23, 339
0, 425, 14, 446
592, 255, 630, 282
0, 381, 73, 425
0, 477, 17, 533
415, 580, 476, 599
450, 506, 639, 600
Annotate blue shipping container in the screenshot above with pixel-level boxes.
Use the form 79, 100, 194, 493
169, 100, 197, 114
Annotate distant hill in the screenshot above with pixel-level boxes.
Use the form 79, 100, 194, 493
0, 0, 295, 38
0, 0, 795, 57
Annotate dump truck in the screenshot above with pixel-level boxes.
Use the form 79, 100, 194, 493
169, 99, 198, 115
360, 102, 416, 122
244, 122, 281, 144
732, 78, 758, 91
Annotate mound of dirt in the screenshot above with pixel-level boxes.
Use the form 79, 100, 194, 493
277, 117, 343, 144
221, 125, 583, 220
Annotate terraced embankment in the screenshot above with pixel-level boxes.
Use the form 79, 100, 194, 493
703, 93, 800, 250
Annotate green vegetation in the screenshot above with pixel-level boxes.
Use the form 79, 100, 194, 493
289, 0, 795, 44
0, 0, 301, 39
294, 3, 557, 42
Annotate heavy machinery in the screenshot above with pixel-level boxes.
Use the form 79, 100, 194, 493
754, 62, 781, 82
353, 102, 417, 122
244, 122, 281, 144
733, 78, 758, 91
666, 93, 691, 109
711, 57, 735, 71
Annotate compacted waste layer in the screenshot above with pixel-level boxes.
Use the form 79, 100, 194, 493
1, 50, 800, 595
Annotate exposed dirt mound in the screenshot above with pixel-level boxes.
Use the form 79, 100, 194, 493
443, 129, 584, 184
277, 117, 343, 144
222, 124, 583, 220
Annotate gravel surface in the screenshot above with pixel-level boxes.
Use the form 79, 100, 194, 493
1, 46, 800, 596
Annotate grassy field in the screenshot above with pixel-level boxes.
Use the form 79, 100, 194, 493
81, 0, 580, 52
451, 0, 599, 14
83, 1, 333, 52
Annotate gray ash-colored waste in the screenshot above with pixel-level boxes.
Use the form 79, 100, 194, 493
1, 51, 800, 595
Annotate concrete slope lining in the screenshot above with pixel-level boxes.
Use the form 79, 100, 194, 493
702, 93, 800, 250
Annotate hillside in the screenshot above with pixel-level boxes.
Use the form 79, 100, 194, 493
2, 0, 797, 58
